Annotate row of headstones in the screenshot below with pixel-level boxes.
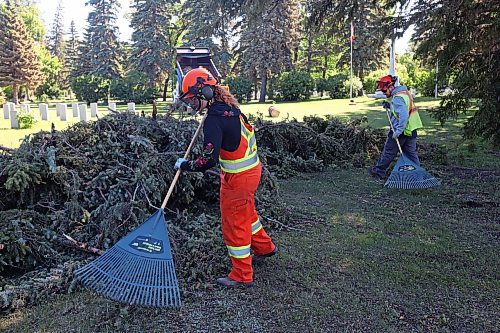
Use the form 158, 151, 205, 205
3, 102, 136, 129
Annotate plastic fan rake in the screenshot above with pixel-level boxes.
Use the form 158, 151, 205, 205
75, 112, 209, 307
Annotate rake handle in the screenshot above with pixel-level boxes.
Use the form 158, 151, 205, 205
384, 105, 404, 155
161, 112, 209, 209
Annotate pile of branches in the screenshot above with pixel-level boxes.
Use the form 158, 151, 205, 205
255, 115, 386, 178
0, 112, 387, 311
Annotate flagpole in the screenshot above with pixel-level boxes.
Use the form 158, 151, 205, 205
349, 21, 355, 105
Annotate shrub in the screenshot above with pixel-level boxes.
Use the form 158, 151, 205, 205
326, 74, 348, 99
276, 70, 315, 101
0, 88, 5, 105
71, 75, 110, 103
342, 76, 363, 98
17, 112, 37, 129
110, 71, 158, 104
225, 76, 253, 103
35, 79, 62, 100
416, 70, 436, 97
315, 78, 328, 96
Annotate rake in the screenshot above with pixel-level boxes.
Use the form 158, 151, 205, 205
75, 112, 209, 307
383, 104, 440, 189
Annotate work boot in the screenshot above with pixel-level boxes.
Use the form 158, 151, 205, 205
368, 166, 385, 180
216, 276, 255, 288
253, 245, 278, 263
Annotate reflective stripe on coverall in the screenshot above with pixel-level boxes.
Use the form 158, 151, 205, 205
219, 116, 275, 282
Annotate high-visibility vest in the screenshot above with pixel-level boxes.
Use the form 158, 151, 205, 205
392, 90, 423, 136
219, 116, 260, 173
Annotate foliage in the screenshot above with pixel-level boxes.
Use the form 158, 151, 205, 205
0, 87, 5, 105
18, 4, 45, 43
315, 78, 329, 95
130, 0, 181, 89
71, 75, 110, 103
110, 71, 159, 104
64, 20, 79, 85
326, 74, 348, 99
46, 0, 65, 62
35, 47, 62, 99
364, 69, 386, 94
16, 112, 36, 129
0, 1, 43, 104
341, 76, 363, 98
412, 0, 500, 144
83, 0, 123, 79
276, 70, 315, 101
225, 76, 253, 103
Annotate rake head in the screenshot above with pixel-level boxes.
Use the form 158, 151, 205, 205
384, 154, 441, 189
75, 209, 181, 307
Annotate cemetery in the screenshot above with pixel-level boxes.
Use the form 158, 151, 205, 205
0, 0, 498, 332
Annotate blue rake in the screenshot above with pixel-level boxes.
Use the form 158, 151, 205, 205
75, 112, 209, 308
382, 103, 440, 190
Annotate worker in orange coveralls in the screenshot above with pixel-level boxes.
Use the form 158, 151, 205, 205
174, 67, 278, 287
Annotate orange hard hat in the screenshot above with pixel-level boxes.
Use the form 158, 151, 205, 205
376, 75, 396, 91
181, 67, 218, 99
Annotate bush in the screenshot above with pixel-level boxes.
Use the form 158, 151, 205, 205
17, 112, 37, 129
110, 71, 158, 104
71, 75, 110, 103
342, 76, 363, 98
35, 79, 62, 100
0, 88, 5, 105
326, 74, 348, 99
276, 70, 315, 101
315, 78, 328, 96
225, 76, 253, 103
364, 70, 388, 95
416, 70, 436, 97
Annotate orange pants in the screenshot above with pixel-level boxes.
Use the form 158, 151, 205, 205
219, 163, 275, 282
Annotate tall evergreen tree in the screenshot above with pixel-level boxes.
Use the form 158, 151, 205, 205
84, 0, 123, 79
130, 0, 181, 89
239, 0, 301, 102
47, 0, 65, 61
62, 20, 79, 88
412, 0, 500, 144
0, 0, 43, 104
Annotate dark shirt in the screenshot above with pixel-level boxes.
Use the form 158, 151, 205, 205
181, 101, 245, 172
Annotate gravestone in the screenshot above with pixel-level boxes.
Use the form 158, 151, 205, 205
10, 109, 19, 129
79, 104, 88, 122
59, 103, 68, 121
72, 103, 79, 117
39, 103, 49, 120
20, 104, 31, 113
3, 104, 9, 119
127, 102, 135, 113
90, 103, 98, 117
108, 102, 117, 114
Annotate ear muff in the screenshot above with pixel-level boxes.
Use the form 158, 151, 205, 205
200, 85, 214, 100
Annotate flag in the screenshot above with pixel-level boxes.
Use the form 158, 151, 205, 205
350, 21, 355, 42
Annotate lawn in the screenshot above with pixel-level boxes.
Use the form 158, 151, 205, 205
0, 96, 498, 332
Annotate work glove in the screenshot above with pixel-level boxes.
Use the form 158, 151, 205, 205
392, 131, 401, 140
174, 158, 187, 170
382, 101, 391, 109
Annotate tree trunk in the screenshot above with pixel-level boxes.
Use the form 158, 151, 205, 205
254, 83, 258, 100
13, 84, 19, 105
163, 75, 169, 101
259, 71, 267, 103
307, 31, 313, 74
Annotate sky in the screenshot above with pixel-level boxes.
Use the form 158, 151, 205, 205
38, 0, 413, 54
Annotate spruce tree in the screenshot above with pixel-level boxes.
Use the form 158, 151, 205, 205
85, 0, 123, 79
130, 0, 180, 89
239, 0, 301, 102
62, 20, 79, 88
0, 0, 43, 104
47, 0, 65, 62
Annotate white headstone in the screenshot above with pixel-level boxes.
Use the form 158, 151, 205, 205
127, 102, 135, 113
20, 104, 31, 113
56, 103, 61, 116
90, 103, 98, 117
57, 103, 68, 121
3, 104, 9, 119
39, 103, 49, 120
10, 109, 19, 129
72, 103, 79, 117
108, 102, 117, 114
79, 104, 88, 122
